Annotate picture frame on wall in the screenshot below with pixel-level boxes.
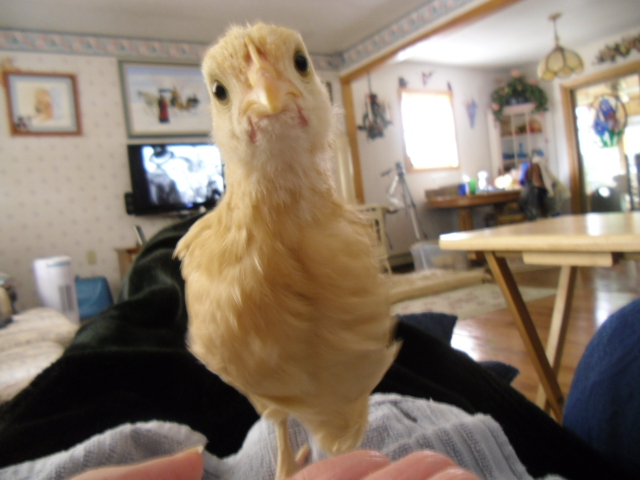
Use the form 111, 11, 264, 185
119, 61, 211, 138
3, 72, 82, 136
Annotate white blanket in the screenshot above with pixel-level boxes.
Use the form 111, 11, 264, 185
0, 308, 78, 403
0, 393, 565, 480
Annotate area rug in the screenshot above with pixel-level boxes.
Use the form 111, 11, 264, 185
391, 283, 556, 320
387, 268, 488, 304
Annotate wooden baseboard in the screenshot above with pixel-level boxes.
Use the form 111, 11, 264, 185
389, 252, 414, 268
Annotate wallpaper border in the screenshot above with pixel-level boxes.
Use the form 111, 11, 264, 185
0, 0, 474, 72
341, 0, 476, 68
0, 28, 344, 71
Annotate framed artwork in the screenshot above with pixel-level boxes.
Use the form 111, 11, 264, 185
119, 61, 211, 138
3, 72, 82, 136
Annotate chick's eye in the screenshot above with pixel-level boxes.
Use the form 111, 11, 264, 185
212, 81, 228, 102
294, 52, 309, 76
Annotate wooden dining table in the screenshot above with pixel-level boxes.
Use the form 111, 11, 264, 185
438, 212, 640, 420
425, 189, 522, 231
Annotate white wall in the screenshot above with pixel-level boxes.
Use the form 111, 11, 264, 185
0, 52, 179, 310
351, 61, 509, 256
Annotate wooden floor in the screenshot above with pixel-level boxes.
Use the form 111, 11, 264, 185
450, 260, 640, 404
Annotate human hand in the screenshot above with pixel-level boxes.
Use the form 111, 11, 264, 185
69, 446, 204, 480
289, 450, 481, 480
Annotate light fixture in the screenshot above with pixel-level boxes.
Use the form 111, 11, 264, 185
537, 12, 584, 81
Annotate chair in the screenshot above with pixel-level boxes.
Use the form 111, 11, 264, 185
354, 204, 392, 273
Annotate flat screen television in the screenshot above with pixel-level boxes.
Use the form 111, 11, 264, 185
126, 142, 224, 216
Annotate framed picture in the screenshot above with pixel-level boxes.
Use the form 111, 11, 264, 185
3, 72, 82, 136
119, 61, 211, 138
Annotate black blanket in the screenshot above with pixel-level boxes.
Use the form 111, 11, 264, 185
0, 215, 632, 479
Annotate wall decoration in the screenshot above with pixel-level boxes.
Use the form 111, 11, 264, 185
0, 57, 19, 87
595, 31, 640, 64
466, 99, 477, 128
119, 61, 210, 138
398, 77, 408, 88
422, 71, 433, 87
490, 70, 548, 121
3, 71, 81, 135
589, 94, 627, 147
357, 74, 392, 140
0, 29, 344, 71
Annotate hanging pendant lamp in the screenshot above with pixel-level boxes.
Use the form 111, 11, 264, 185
537, 12, 584, 81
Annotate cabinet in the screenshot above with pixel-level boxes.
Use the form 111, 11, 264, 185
488, 103, 547, 177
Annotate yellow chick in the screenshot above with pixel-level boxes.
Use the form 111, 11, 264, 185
175, 23, 399, 479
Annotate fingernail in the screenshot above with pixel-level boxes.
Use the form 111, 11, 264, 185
185, 445, 205, 454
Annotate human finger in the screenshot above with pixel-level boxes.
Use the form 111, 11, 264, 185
69, 446, 205, 480
364, 451, 480, 480
430, 466, 481, 480
289, 450, 391, 480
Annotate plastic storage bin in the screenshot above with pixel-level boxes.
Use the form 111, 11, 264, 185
33, 255, 80, 324
411, 241, 469, 271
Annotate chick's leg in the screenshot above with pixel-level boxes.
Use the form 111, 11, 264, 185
275, 416, 297, 480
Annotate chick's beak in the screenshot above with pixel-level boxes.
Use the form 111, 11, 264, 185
243, 42, 300, 119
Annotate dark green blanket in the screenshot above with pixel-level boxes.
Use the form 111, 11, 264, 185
0, 215, 631, 479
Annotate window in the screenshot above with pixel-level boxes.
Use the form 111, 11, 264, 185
400, 89, 460, 171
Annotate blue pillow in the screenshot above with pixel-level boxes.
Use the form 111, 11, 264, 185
564, 297, 640, 476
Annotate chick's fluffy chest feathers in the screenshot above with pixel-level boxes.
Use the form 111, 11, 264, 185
180, 201, 392, 389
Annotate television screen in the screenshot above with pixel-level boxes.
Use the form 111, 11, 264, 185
127, 143, 224, 216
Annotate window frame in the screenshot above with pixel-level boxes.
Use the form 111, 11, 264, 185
398, 88, 461, 173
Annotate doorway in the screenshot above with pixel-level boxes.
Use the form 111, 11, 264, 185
562, 61, 640, 213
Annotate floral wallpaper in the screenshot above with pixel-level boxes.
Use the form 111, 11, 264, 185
0, 52, 176, 310
0, 50, 343, 311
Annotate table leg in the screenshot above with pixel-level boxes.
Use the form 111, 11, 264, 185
457, 207, 474, 231
535, 265, 577, 418
485, 252, 565, 420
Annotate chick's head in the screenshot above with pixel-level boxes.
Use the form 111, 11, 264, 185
202, 24, 334, 173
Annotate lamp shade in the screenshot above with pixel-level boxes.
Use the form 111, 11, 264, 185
537, 12, 584, 81
537, 45, 584, 81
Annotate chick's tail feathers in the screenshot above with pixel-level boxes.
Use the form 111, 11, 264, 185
306, 397, 370, 456
304, 338, 400, 456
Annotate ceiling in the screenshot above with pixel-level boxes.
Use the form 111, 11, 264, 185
399, 0, 640, 68
1, 0, 639, 69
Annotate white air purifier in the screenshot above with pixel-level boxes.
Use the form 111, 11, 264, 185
33, 255, 80, 324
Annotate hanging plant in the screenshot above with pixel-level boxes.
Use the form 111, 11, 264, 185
490, 70, 549, 121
